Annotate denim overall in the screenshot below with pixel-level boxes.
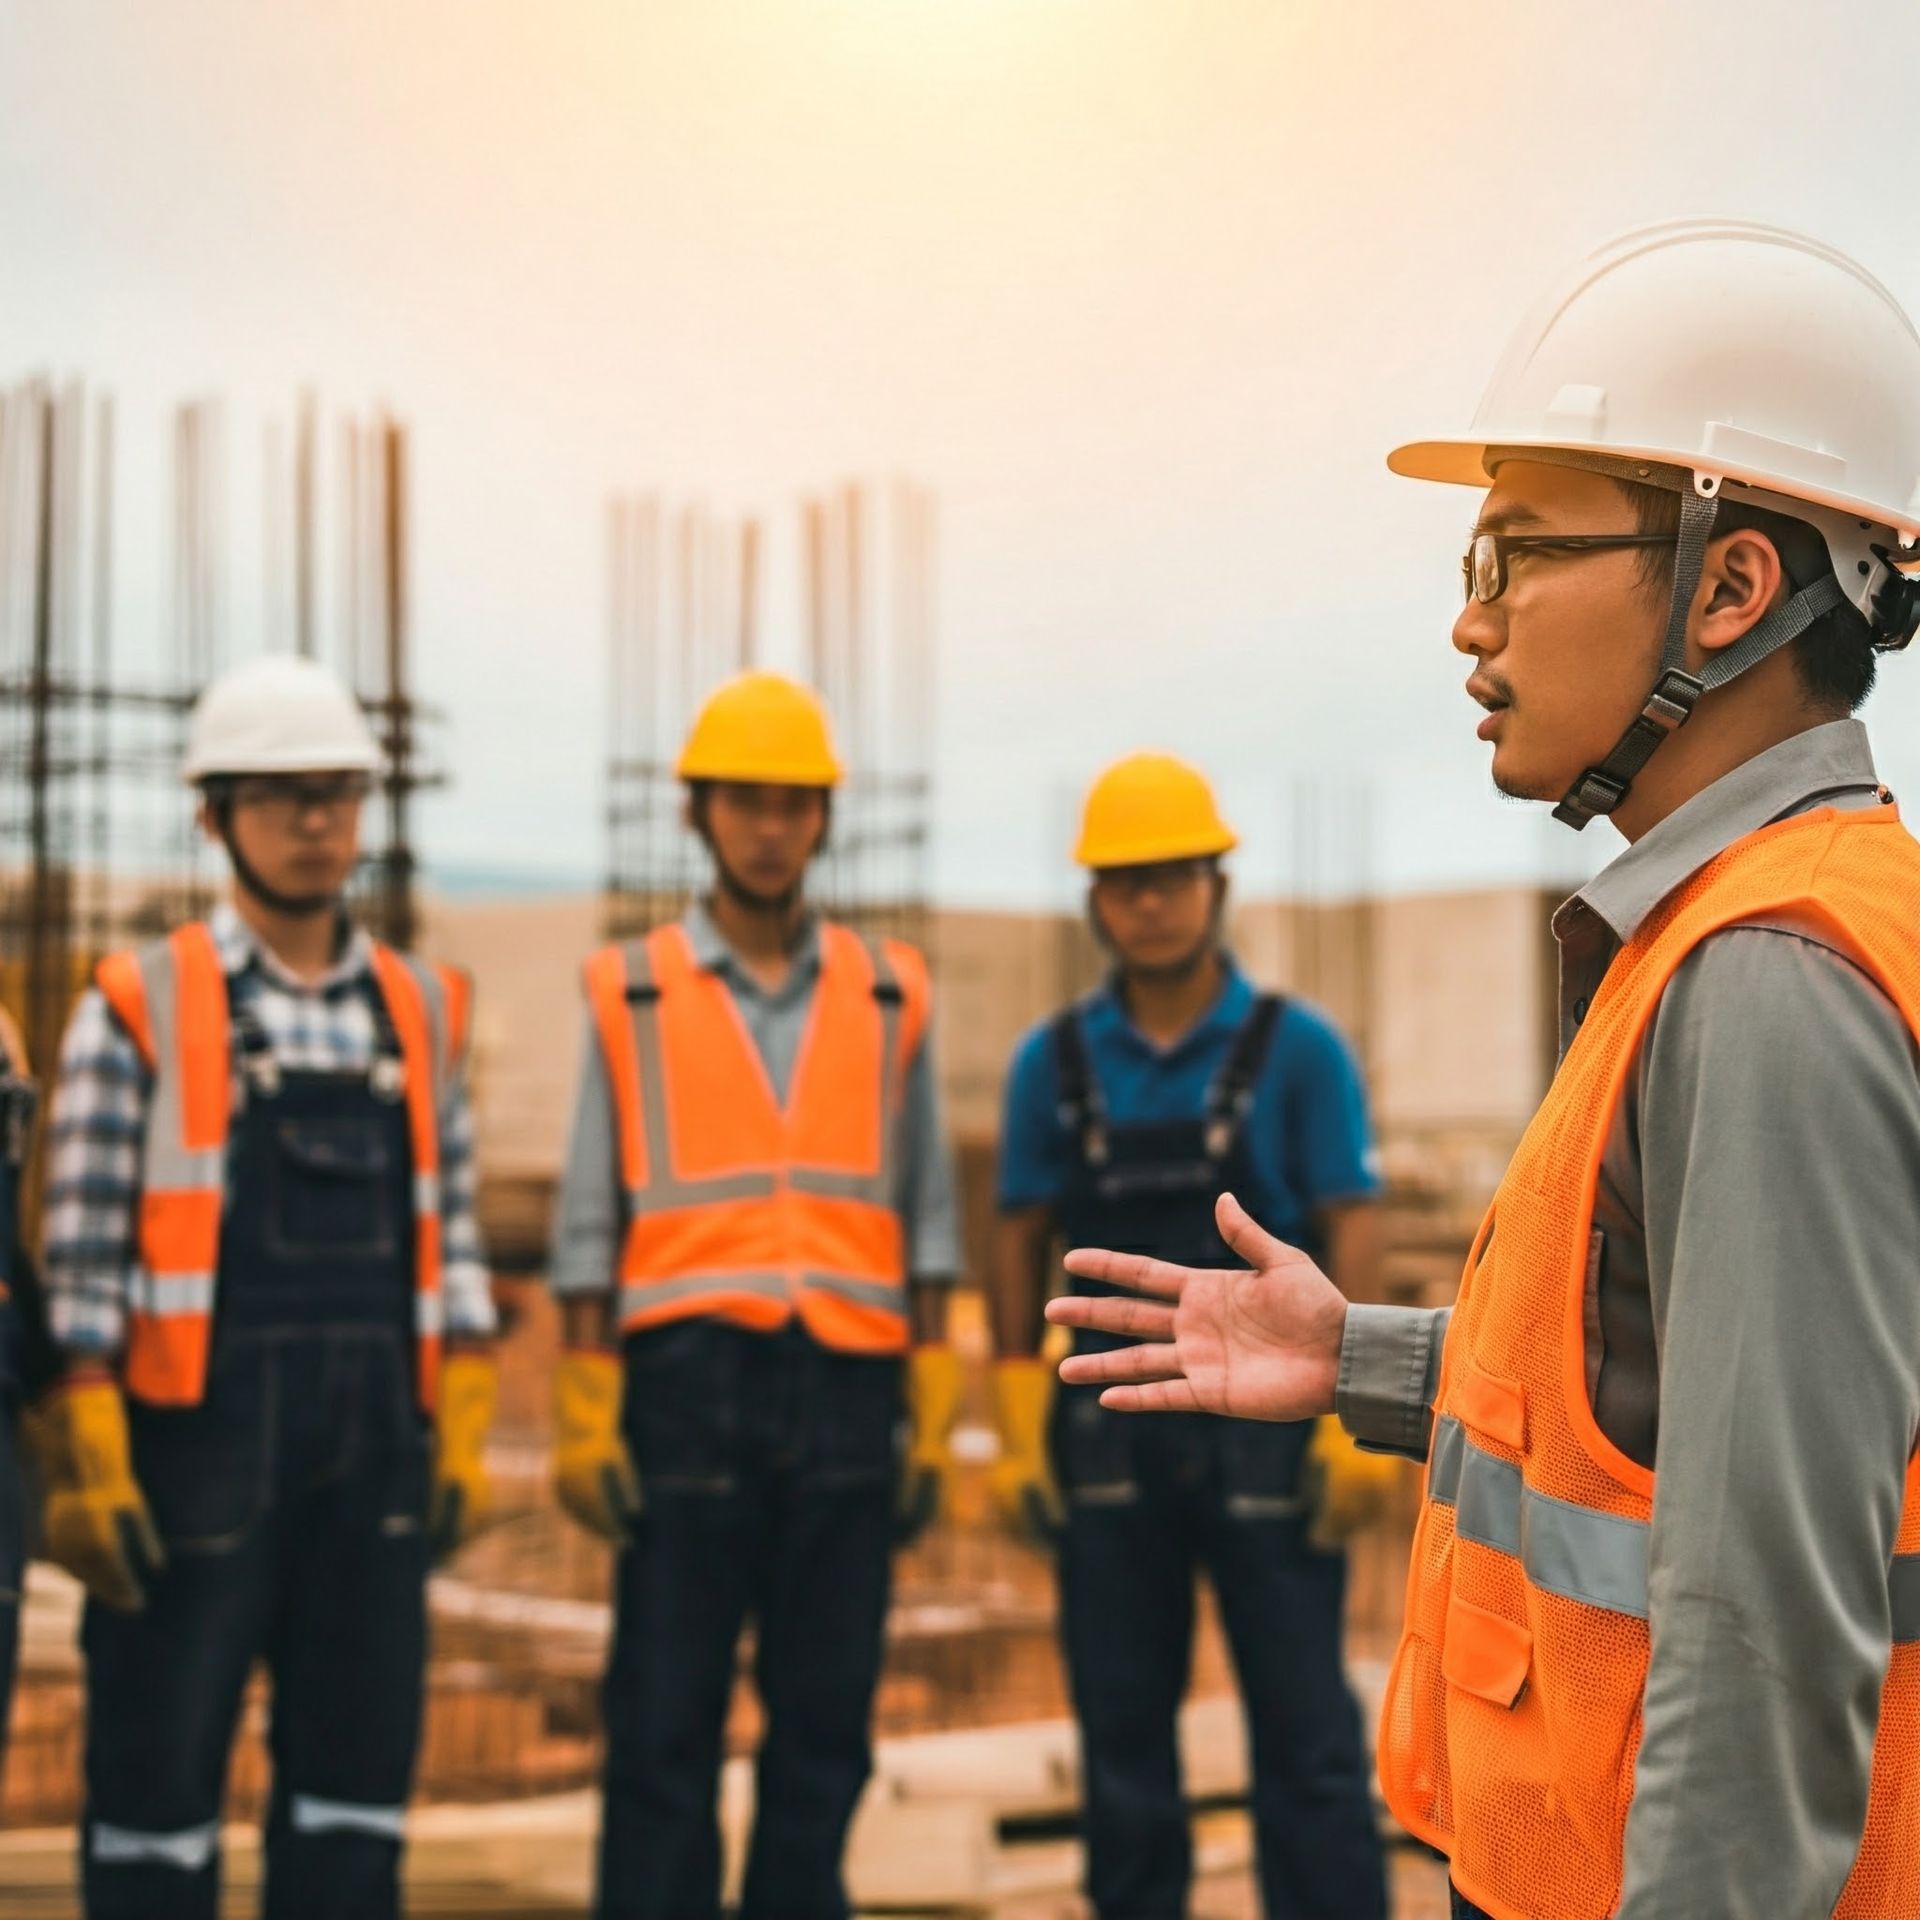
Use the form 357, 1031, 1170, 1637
1050, 993, 1386, 1920
83, 991, 431, 1920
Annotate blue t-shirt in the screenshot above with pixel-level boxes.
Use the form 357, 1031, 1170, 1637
995, 957, 1380, 1263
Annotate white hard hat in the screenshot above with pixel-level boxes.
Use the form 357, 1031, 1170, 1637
183, 655, 381, 785
1390, 219, 1920, 626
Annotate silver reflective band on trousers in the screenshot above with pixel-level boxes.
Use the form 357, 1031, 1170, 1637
289, 1794, 409, 1840
91, 1819, 222, 1872
1430, 1415, 1920, 1638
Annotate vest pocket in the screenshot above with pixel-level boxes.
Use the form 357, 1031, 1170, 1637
268, 1118, 399, 1261
1442, 1590, 1532, 1709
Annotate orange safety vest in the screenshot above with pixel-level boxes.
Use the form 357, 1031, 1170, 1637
94, 923, 472, 1412
584, 919, 930, 1353
1380, 802, 1920, 1920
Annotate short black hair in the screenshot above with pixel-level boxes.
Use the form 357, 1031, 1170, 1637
1616, 479, 1876, 714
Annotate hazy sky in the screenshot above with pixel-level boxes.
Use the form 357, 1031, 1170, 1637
7, 0, 1920, 908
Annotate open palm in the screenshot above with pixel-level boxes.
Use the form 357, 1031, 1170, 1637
1046, 1192, 1347, 1423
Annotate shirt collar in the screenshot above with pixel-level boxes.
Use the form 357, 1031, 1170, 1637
1558, 717, 1882, 946
681, 899, 823, 983
1090, 949, 1254, 1057
209, 900, 375, 994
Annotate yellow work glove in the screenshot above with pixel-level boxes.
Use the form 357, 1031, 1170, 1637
987, 1357, 1064, 1547
552, 1347, 643, 1544
429, 1349, 499, 1563
24, 1376, 164, 1611
895, 1345, 964, 1546
1301, 1412, 1401, 1553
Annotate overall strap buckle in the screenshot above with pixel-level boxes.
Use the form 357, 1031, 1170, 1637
1202, 992, 1285, 1162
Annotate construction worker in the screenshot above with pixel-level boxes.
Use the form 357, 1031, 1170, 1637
31, 654, 498, 1920
1047, 222, 1920, 1920
0, 1002, 40, 1770
990, 751, 1390, 1920
549, 669, 961, 1920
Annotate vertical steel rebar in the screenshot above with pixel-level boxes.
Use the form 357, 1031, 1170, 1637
379, 415, 415, 951
294, 388, 317, 660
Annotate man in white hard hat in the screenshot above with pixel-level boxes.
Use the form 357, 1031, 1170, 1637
1048, 222, 1920, 1919
31, 655, 499, 1920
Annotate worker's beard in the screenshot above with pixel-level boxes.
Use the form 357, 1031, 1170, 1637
1124, 932, 1219, 987
713, 856, 805, 923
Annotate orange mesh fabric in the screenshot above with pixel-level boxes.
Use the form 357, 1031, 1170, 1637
1381, 804, 1920, 1920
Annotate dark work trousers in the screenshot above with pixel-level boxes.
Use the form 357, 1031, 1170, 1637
597, 1319, 901, 1920
1048, 994, 1387, 1920
1053, 1388, 1387, 1920
82, 1037, 430, 1920
1450, 1893, 1491, 1919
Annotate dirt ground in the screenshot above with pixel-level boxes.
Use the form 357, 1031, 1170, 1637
0, 1819, 1453, 1918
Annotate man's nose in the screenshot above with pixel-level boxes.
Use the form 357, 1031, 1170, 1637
1453, 596, 1503, 660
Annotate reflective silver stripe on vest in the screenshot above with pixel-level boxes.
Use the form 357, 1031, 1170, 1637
289, 1794, 407, 1840
618, 1270, 906, 1324
1429, 1415, 1920, 1641
91, 1818, 221, 1871
415, 1289, 446, 1339
127, 1272, 216, 1318
134, 939, 226, 1196
1429, 1414, 1649, 1619
789, 1166, 893, 1205
387, 950, 453, 1102
414, 1172, 441, 1217
803, 1271, 908, 1320
619, 1271, 792, 1318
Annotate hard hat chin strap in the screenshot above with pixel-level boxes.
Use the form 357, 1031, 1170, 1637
1551, 485, 1845, 830
204, 792, 343, 922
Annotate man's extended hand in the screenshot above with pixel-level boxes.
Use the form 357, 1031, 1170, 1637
1046, 1192, 1348, 1422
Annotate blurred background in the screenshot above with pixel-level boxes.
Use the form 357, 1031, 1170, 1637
4, 1, 1918, 1911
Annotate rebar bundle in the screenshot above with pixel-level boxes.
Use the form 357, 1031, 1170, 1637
603, 479, 936, 951
0, 378, 449, 1096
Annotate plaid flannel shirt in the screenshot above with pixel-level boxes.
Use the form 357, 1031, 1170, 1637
41, 903, 495, 1356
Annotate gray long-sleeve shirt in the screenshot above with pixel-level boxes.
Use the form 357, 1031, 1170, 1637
1337, 718, 1920, 1919
550, 903, 962, 1299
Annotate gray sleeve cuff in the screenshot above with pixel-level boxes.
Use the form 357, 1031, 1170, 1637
1336, 1303, 1447, 1461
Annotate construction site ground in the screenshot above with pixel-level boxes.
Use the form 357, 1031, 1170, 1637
0, 1814, 1451, 1917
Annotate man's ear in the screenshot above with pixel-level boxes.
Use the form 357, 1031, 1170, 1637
1695, 528, 1787, 657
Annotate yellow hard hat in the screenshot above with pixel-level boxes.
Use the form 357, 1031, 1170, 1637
1074, 752, 1238, 869
675, 672, 844, 788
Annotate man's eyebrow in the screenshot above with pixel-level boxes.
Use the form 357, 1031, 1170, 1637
1472, 503, 1547, 534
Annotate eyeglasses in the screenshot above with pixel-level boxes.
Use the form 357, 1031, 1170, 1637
1462, 530, 1673, 606
1093, 859, 1214, 902
230, 773, 372, 822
